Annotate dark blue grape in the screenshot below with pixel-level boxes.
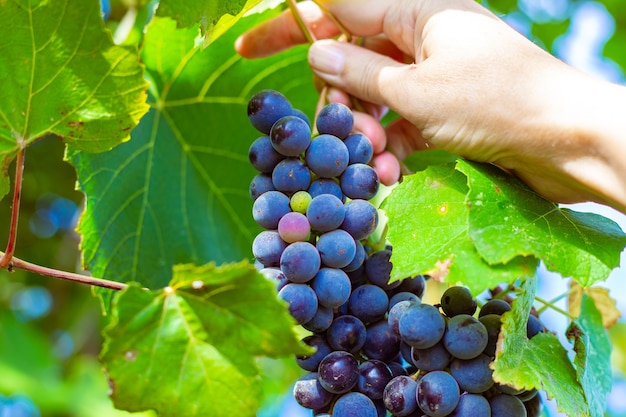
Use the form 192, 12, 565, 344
416, 371, 460, 417
478, 299, 511, 317
326, 315, 367, 353
527, 315, 545, 339
332, 392, 378, 417
489, 394, 527, 417
248, 90, 293, 134
259, 267, 288, 291
303, 304, 334, 333
388, 300, 417, 335
443, 314, 488, 360
440, 286, 477, 317
344, 133, 374, 164
524, 392, 542, 417
272, 158, 311, 193
357, 360, 393, 400
248, 135, 285, 173
349, 284, 389, 324
316, 102, 353, 139
449, 354, 494, 393
343, 240, 366, 273
364, 249, 400, 291
340, 163, 379, 200
280, 241, 320, 283
305, 134, 349, 177
479, 314, 502, 357
387, 361, 408, 378
396, 275, 427, 299
340, 199, 378, 240
291, 108, 311, 127
296, 334, 332, 371
447, 393, 491, 417
382, 375, 418, 416
398, 303, 445, 349
249, 173, 275, 200
311, 267, 351, 309
389, 292, 421, 310
318, 351, 359, 394
278, 283, 318, 324
316, 229, 356, 268
270, 115, 311, 156
308, 178, 344, 201
252, 230, 287, 267
293, 372, 334, 410
362, 320, 401, 362
411, 341, 452, 372
252, 190, 290, 229
306, 194, 345, 232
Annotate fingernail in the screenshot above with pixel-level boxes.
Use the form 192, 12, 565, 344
309, 40, 345, 75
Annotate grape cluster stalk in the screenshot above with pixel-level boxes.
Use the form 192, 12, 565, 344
247, 90, 546, 417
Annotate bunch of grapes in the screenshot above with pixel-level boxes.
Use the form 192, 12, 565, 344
246, 90, 546, 417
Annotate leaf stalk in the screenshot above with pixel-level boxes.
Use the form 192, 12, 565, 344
0, 147, 26, 268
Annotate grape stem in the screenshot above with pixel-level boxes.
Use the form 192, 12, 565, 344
532, 294, 576, 320
1, 251, 127, 291
0, 147, 25, 268
536, 287, 576, 314
287, 0, 316, 44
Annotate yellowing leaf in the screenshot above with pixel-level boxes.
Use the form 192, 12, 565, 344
569, 281, 621, 328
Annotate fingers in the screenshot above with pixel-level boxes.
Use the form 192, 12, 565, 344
384, 119, 430, 161
235, 2, 340, 58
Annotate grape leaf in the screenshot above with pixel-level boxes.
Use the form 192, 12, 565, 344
566, 295, 613, 417
402, 149, 458, 172
492, 278, 590, 416
568, 281, 621, 328
0, 0, 148, 200
457, 160, 626, 286
382, 165, 537, 294
101, 261, 308, 417
68, 14, 316, 289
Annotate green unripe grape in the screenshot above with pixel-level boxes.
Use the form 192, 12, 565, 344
290, 191, 312, 213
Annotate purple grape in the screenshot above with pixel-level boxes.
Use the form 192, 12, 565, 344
272, 158, 311, 193
449, 354, 494, 393
249, 173, 275, 200
447, 393, 491, 417
357, 360, 393, 400
388, 300, 416, 336
489, 394, 527, 417
343, 240, 366, 273
416, 371, 460, 417
333, 392, 378, 417
259, 267, 288, 291
326, 315, 367, 353
303, 304, 334, 333
280, 241, 320, 283
317, 351, 359, 394
316, 229, 356, 268
277, 212, 310, 243
344, 133, 374, 164
305, 134, 349, 177
296, 334, 332, 371
396, 275, 427, 299
479, 314, 502, 357
270, 115, 311, 156
340, 163, 380, 200
308, 178, 344, 201
362, 320, 401, 362
411, 341, 452, 372
349, 284, 389, 324
364, 249, 400, 291
306, 194, 345, 232
311, 267, 351, 309
252, 230, 287, 267
527, 315, 545, 339
316, 102, 353, 139
278, 283, 318, 324
389, 292, 421, 310
382, 375, 418, 416
440, 286, 477, 317
248, 90, 293, 134
443, 314, 488, 360
478, 299, 512, 317
252, 190, 290, 229
248, 135, 285, 173
398, 303, 445, 349
293, 372, 334, 410
341, 199, 378, 240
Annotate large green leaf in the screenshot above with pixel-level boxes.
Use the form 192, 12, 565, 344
566, 295, 613, 417
492, 278, 590, 416
382, 164, 537, 294
100, 262, 307, 417
69, 14, 316, 289
0, 0, 148, 200
457, 160, 626, 286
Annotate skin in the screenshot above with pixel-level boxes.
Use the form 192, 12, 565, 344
236, 0, 626, 213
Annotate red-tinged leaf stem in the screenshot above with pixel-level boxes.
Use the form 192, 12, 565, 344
3, 252, 127, 291
0, 147, 25, 268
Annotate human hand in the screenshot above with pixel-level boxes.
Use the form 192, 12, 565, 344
236, 0, 626, 211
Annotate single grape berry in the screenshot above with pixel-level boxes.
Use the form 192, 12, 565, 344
280, 241, 320, 283
398, 303, 445, 349
270, 115, 311, 156
272, 158, 311, 193
305, 134, 350, 177
252, 230, 287, 267
316, 229, 356, 269
341, 199, 378, 240
443, 314, 489, 360
316, 102, 354, 139
440, 286, 477, 317
382, 375, 418, 416
326, 315, 367, 353
344, 133, 374, 164
277, 283, 318, 324
249, 173, 275, 200
252, 190, 291, 229
317, 351, 359, 394
357, 360, 393, 400
248, 135, 285, 173
340, 163, 380, 200
296, 334, 332, 371
292, 372, 334, 410
332, 392, 378, 417
416, 371, 460, 417
306, 194, 345, 232
310, 267, 352, 309
248, 90, 292, 134
489, 394, 527, 417
290, 190, 312, 213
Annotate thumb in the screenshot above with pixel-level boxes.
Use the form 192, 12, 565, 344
308, 40, 420, 117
